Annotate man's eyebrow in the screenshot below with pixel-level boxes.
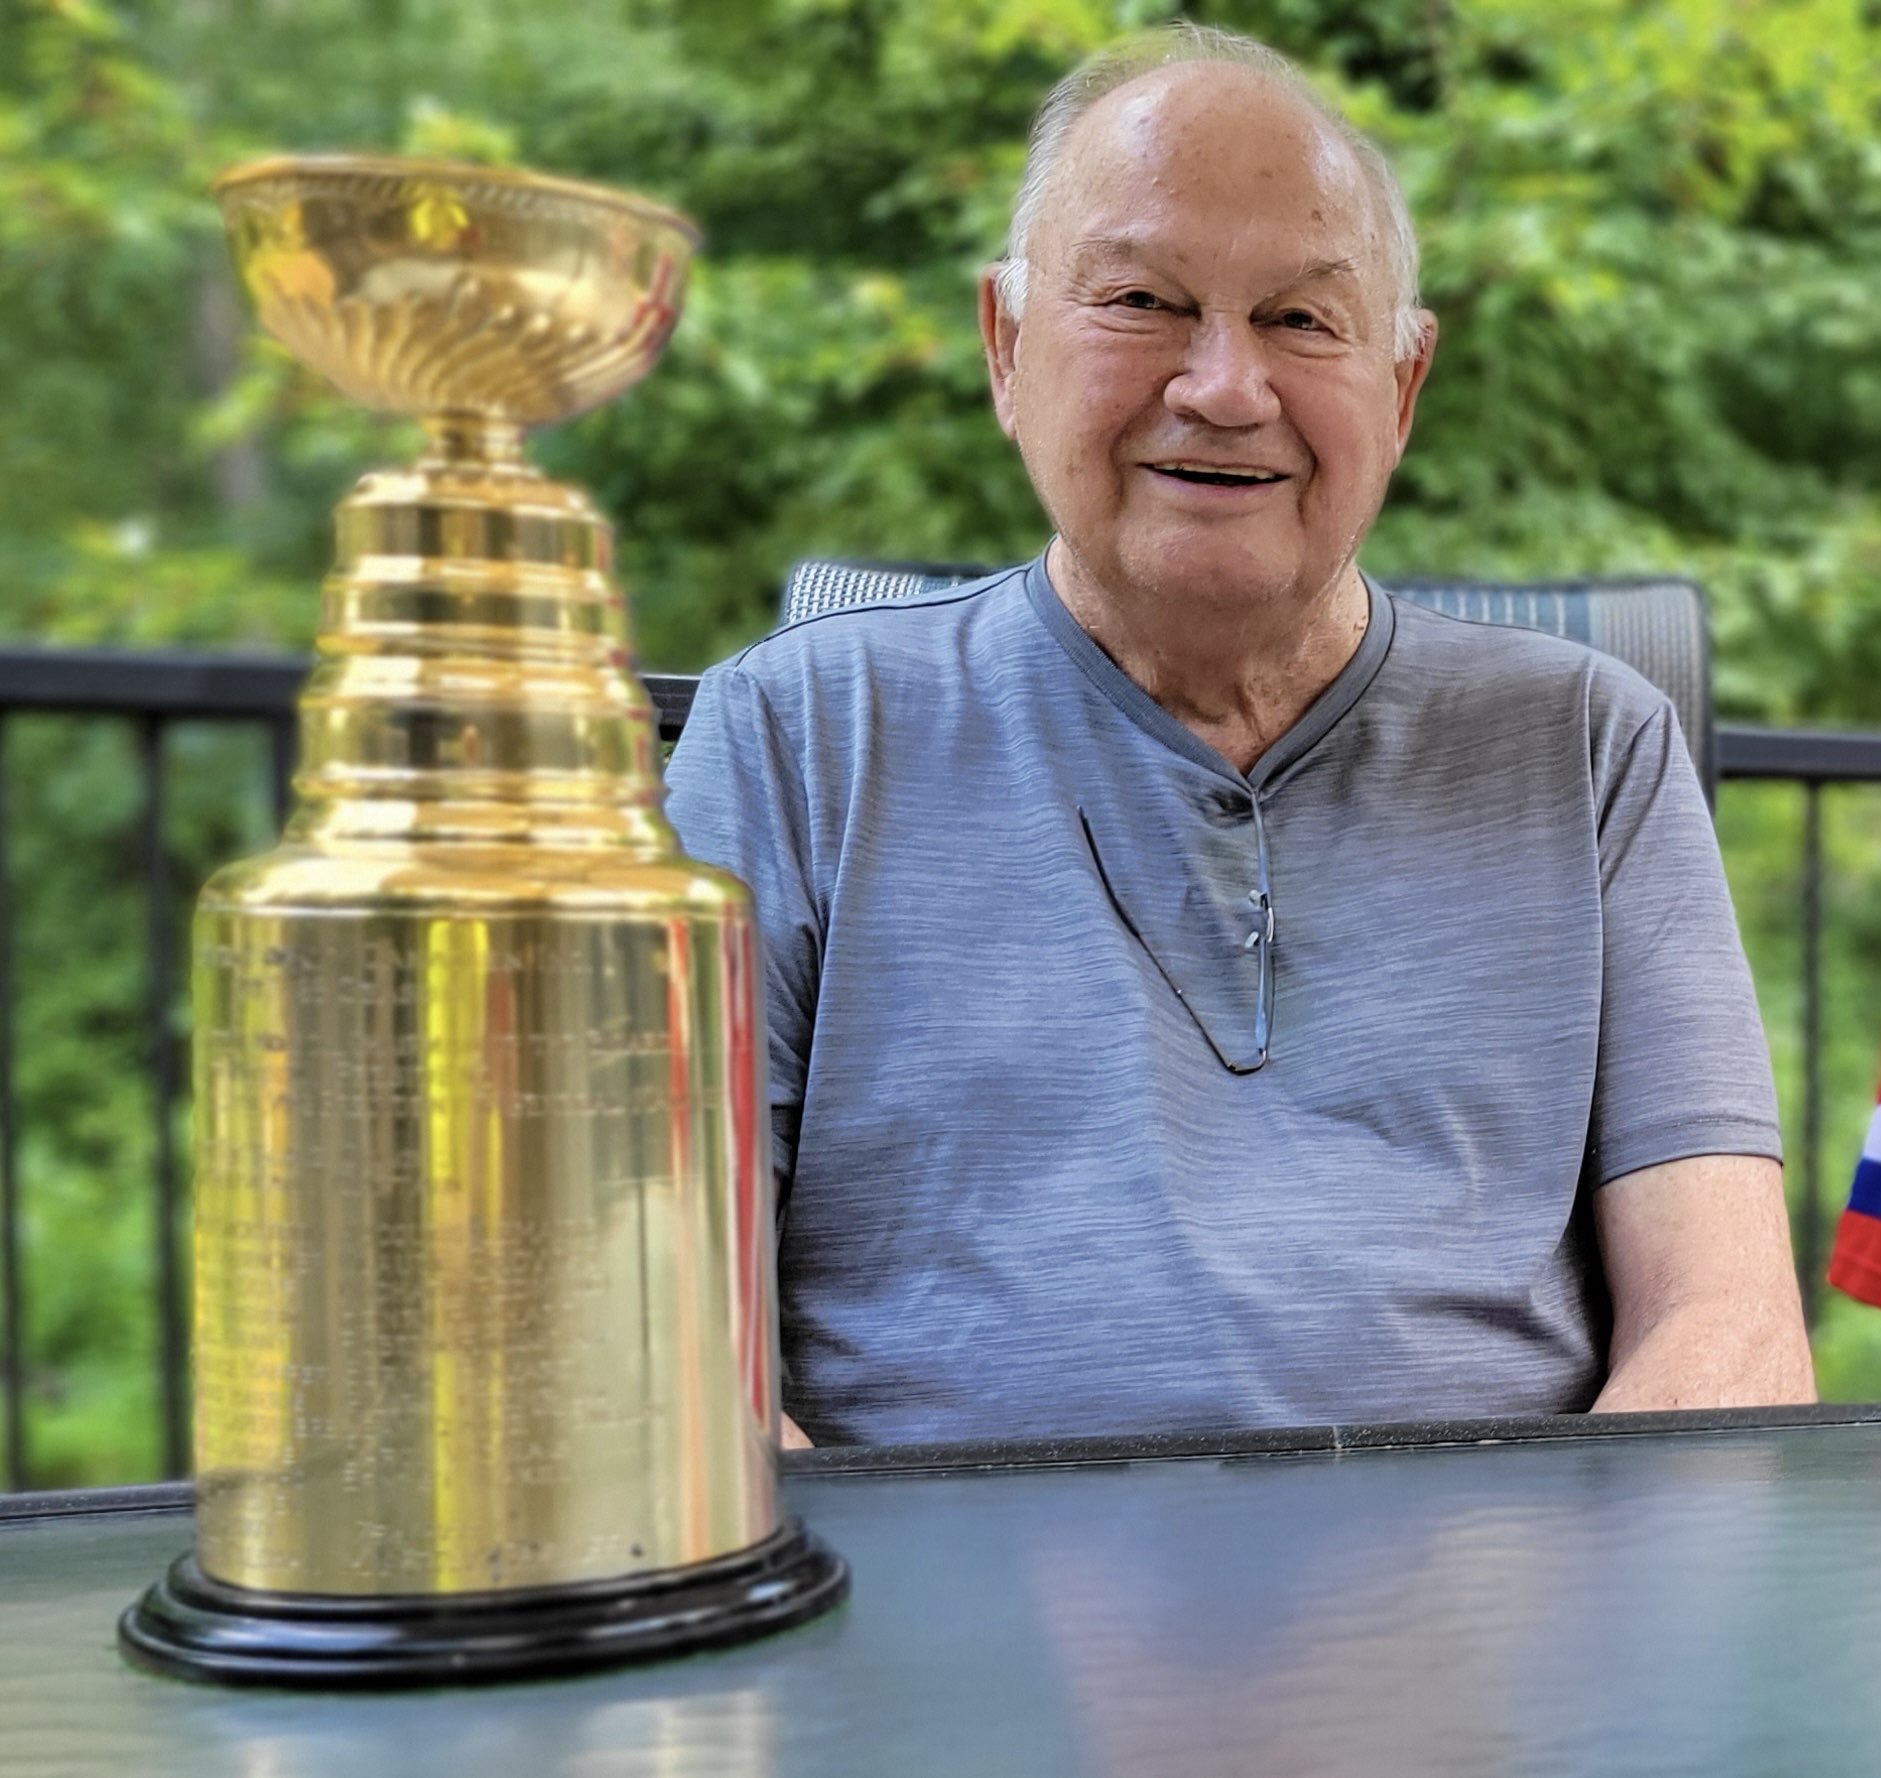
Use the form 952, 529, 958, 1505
1062, 233, 1160, 264
1287, 256, 1362, 285
1059, 240, 1365, 290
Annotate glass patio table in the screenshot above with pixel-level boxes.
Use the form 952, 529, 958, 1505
4, 1406, 1880, 1778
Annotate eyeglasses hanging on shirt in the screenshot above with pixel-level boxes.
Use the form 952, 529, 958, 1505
1077, 801, 1275, 1075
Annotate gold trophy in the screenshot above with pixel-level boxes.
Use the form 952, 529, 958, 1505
120, 155, 846, 1686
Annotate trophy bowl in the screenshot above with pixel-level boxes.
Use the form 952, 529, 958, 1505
213, 154, 698, 427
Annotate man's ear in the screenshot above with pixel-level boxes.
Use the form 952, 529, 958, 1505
979, 267, 1021, 442
1392, 309, 1438, 461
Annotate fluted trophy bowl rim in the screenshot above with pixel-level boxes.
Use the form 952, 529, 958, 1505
213, 151, 700, 429
211, 152, 702, 248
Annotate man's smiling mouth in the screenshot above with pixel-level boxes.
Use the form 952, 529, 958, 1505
1147, 463, 1289, 487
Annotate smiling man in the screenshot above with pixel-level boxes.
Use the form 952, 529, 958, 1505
665, 25, 1814, 1446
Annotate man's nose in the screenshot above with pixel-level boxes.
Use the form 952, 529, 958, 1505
1164, 317, 1283, 430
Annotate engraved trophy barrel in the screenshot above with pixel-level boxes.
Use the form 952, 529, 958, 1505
119, 155, 846, 1686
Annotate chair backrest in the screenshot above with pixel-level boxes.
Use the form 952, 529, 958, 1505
779, 560, 1716, 799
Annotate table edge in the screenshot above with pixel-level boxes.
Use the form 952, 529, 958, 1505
6, 1403, 1878, 1524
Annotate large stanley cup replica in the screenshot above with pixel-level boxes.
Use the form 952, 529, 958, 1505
120, 155, 845, 1686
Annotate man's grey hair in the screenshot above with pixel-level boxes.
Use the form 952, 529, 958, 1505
994, 23, 1427, 361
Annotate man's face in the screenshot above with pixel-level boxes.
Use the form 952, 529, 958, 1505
982, 65, 1435, 618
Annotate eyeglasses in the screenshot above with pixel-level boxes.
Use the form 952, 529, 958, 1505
1078, 800, 1274, 1074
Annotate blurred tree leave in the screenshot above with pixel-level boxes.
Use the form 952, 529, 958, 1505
2, 0, 1875, 707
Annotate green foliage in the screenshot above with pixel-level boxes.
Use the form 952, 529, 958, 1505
5, 716, 269, 1483
1, 0, 1878, 1481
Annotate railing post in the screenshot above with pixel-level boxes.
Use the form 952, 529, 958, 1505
139, 717, 189, 1480
269, 712, 297, 832
1797, 781, 1825, 1330
0, 718, 24, 1491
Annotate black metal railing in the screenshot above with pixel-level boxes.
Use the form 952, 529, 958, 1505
0, 644, 1875, 1490
1700, 726, 1881, 1329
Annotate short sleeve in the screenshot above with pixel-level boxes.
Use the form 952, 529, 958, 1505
1588, 698, 1782, 1183
663, 664, 821, 1187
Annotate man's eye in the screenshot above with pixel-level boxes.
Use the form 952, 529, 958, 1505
1116, 290, 1165, 310
1276, 310, 1325, 331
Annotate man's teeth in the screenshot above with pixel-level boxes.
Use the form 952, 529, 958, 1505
1154, 465, 1284, 486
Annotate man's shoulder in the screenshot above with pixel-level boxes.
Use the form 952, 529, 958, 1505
1383, 590, 1672, 734
670, 561, 1052, 800
720, 563, 1031, 703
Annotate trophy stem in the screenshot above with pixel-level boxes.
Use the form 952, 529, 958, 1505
419, 414, 528, 468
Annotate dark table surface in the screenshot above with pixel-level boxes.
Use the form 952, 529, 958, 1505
5, 1408, 1881, 1778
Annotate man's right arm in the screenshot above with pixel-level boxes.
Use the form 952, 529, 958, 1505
666, 660, 823, 1184
665, 662, 825, 1446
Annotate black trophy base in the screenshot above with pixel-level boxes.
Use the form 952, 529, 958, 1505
119, 1519, 848, 1689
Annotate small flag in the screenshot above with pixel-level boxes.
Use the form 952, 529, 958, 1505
1828, 1087, 1881, 1308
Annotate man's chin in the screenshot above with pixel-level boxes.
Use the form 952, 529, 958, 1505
1113, 536, 1313, 610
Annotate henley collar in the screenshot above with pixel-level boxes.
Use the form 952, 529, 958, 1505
1022, 550, 1395, 795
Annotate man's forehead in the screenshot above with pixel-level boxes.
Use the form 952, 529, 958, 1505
1094, 63, 1339, 158
1042, 62, 1373, 242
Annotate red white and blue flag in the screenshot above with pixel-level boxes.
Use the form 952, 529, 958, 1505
1828, 1086, 1881, 1308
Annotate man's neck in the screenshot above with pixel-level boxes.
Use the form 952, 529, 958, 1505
1045, 538, 1371, 776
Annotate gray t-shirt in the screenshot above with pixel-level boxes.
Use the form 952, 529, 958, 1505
664, 556, 1781, 1443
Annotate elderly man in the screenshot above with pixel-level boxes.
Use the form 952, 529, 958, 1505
665, 25, 1815, 1446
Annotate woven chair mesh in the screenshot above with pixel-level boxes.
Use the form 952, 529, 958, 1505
782, 561, 987, 626
1588, 584, 1712, 787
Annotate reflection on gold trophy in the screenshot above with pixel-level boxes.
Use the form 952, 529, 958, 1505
120, 154, 846, 1686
